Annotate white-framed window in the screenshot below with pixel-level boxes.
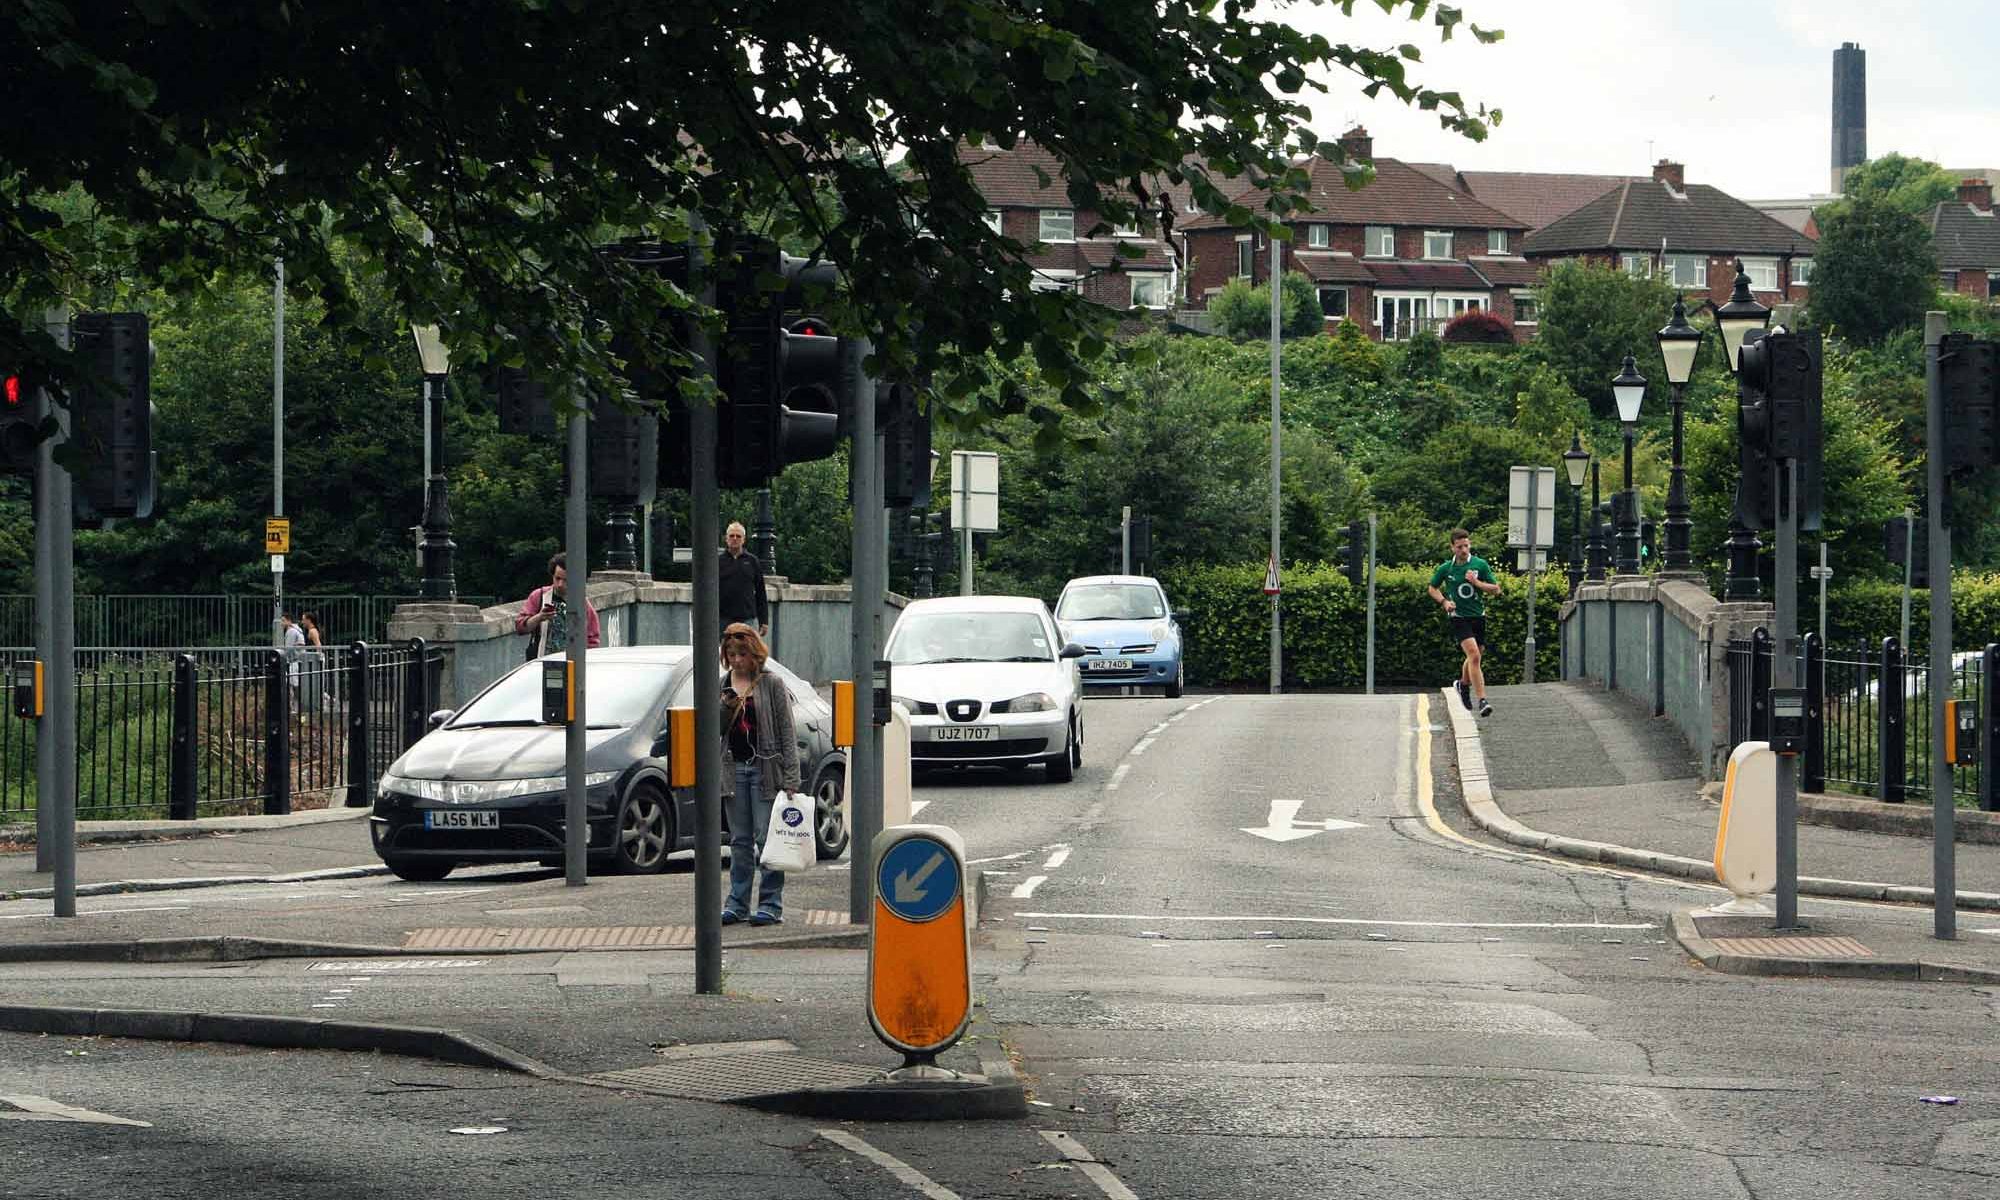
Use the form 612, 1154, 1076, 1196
1424, 230, 1454, 260
1038, 209, 1074, 243
1030, 270, 1078, 293
1236, 236, 1255, 278
1741, 256, 1780, 291
1512, 292, 1540, 325
1318, 286, 1348, 319
1620, 252, 1653, 278
1365, 225, 1394, 257
1377, 293, 1430, 340
1307, 224, 1330, 249
1662, 254, 1707, 289
1439, 295, 1483, 317
1129, 273, 1168, 309
1790, 258, 1814, 286
1942, 270, 1961, 290
1488, 229, 1510, 254
983, 210, 1004, 235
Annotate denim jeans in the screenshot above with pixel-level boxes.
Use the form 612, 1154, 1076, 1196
726, 760, 785, 917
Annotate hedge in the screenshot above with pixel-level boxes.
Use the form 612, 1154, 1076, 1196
1161, 562, 1567, 689
1819, 574, 2000, 659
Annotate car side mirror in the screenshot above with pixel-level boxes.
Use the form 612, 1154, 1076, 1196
1060, 643, 1087, 659
427, 709, 455, 730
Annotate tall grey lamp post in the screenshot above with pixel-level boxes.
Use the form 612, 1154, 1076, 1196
1610, 355, 1647, 575
1655, 294, 1703, 572
1715, 260, 1772, 599
1563, 432, 1590, 592
410, 324, 456, 601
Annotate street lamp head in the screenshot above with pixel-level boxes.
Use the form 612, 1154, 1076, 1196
1611, 354, 1647, 425
1655, 293, 1703, 386
1563, 430, 1589, 487
410, 323, 452, 377
1713, 259, 1771, 375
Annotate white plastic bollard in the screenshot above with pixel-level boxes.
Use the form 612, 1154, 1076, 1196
847, 702, 914, 837
1712, 740, 1778, 913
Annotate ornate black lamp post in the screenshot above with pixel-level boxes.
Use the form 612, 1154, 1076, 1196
1610, 355, 1647, 574
1655, 294, 1703, 572
410, 323, 456, 601
1587, 460, 1607, 582
1714, 260, 1772, 599
1563, 431, 1590, 591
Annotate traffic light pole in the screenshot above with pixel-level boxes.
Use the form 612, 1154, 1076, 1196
33, 309, 77, 915
848, 337, 883, 925
1773, 455, 1799, 930
563, 403, 589, 890
1924, 311, 1956, 940
690, 240, 723, 994
1120, 505, 1130, 575
1365, 513, 1377, 696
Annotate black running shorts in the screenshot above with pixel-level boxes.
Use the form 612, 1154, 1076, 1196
1450, 615, 1486, 649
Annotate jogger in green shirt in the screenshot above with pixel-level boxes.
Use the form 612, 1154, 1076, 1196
1427, 528, 1501, 717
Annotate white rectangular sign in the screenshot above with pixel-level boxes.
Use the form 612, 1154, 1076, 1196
950, 450, 1000, 533
1507, 466, 1556, 549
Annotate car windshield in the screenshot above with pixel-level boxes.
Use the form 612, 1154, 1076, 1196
1057, 584, 1166, 621
451, 662, 676, 729
888, 611, 1053, 664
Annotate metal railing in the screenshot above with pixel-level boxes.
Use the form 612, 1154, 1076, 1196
0, 640, 442, 823
0, 594, 497, 649
1727, 630, 1994, 808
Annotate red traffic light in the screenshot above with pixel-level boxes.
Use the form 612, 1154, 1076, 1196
788, 317, 834, 338
3, 375, 19, 406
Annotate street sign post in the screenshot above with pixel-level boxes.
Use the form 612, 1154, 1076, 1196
949, 450, 999, 596
868, 825, 972, 1064
1510, 466, 1555, 684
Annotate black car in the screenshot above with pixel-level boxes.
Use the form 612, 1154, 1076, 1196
369, 646, 849, 881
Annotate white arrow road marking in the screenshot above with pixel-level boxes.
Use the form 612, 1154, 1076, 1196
817, 1129, 960, 1199
1241, 798, 1368, 842
1042, 845, 1072, 870
893, 851, 946, 904
1011, 875, 1048, 899
0, 1095, 151, 1127
1039, 1131, 1140, 1200
910, 800, 930, 817
1105, 763, 1131, 792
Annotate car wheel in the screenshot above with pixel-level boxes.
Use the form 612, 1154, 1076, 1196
1044, 714, 1078, 782
812, 762, 850, 860
384, 857, 453, 882
613, 783, 674, 874
1166, 660, 1184, 699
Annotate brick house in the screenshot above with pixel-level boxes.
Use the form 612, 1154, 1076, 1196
1929, 178, 2000, 302
1522, 161, 1817, 308
955, 140, 1184, 313
1177, 128, 1534, 340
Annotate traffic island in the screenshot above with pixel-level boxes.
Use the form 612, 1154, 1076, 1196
735, 1066, 1028, 1121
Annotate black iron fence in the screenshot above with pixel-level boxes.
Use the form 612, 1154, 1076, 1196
0, 594, 497, 649
1726, 629, 1996, 809
0, 640, 442, 824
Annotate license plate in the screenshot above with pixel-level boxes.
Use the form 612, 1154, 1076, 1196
425, 809, 499, 829
1086, 659, 1134, 671
933, 725, 996, 742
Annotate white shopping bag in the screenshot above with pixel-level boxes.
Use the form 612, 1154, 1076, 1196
759, 790, 816, 873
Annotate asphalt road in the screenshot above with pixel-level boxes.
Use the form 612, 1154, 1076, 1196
4, 692, 2000, 1198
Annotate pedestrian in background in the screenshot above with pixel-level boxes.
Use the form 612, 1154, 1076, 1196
1427, 527, 1500, 718
718, 520, 770, 639
719, 623, 800, 927
297, 611, 326, 714
516, 552, 601, 660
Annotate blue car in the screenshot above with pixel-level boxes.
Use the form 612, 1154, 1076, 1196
1054, 574, 1185, 698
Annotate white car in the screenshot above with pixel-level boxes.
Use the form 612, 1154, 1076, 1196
886, 595, 1087, 781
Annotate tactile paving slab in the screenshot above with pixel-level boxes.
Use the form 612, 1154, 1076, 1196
585, 1052, 881, 1101
402, 909, 854, 951
1707, 934, 1874, 959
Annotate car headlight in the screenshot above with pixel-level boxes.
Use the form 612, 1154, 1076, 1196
379, 771, 618, 803
892, 694, 938, 715
993, 691, 1055, 714
1150, 622, 1173, 644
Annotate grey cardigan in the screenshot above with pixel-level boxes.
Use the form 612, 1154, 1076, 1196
718, 670, 803, 799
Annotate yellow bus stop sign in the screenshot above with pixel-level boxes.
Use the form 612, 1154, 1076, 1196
868, 825, 971, 1058
265, 517, 291, 555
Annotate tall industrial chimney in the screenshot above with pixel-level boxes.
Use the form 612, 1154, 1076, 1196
1831, 42, 1866, 193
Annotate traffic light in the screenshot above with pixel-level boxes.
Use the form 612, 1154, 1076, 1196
1, 371, 37, 476
69, 312, 156, 521
1639, 519, 1656, 562
496, 365, 657, 500
1337, 519, 1367, 587
879, 379, 933, 509
1129, 515, 1152, 565
714, 243, 844, 488
1939, 333, 1999, 475
1884, 516, 1931, 589
496, 367, 556, 436
1735, 329, 1823, 531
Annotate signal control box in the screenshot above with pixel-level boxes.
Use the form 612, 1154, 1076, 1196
1768, 687, 1806, 756
1947, 698, 1980, 766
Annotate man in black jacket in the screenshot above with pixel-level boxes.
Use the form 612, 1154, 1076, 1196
718, 521, 769, 638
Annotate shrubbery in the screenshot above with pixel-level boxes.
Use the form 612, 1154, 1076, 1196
1441, 309, 1512, 343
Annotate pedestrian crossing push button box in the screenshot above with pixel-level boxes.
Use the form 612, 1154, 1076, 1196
542, 659, 573, 725
11, 659, 41, 719
1768, 687, 1806, 756
1947, 698, 1979, 766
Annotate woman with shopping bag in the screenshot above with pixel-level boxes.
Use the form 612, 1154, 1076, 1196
719, 623, 804, 927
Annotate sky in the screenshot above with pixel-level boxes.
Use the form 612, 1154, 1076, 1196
1262, 0, 2000, 199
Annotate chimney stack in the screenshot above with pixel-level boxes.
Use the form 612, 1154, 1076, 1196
1831, 43, 1867, 193
1958, 178, 1993, 213
1338, 126, 1373, 164
1653, 160, 1685, 193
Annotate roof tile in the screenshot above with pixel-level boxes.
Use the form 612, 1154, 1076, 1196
1523, 180, 1816, 257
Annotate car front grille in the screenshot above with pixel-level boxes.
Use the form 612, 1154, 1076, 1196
915, 738, 1049, 760
1083, 644, 1156, 655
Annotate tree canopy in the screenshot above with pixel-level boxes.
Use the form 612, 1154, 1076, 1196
1804, 198, 1939, 345
2, 1, 1501, 427
1830, 153, 1958, 218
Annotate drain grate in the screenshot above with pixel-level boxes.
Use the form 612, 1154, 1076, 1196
585, 1052, 880, 1102
402, 910, 855, 951
1708, 934, 1874, 959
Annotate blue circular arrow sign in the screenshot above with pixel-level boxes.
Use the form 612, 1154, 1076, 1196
876, 835, 961, 924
